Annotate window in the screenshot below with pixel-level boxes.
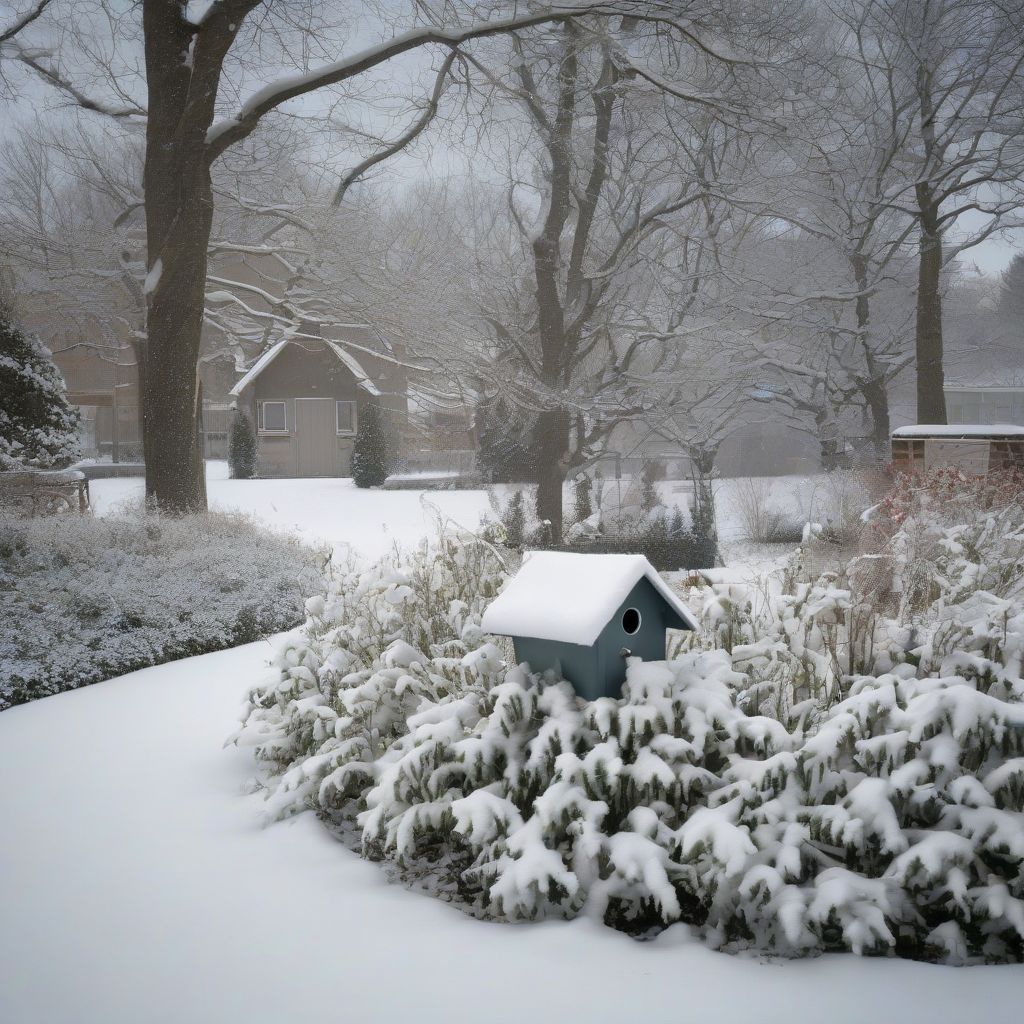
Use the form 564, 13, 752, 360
258, 400, 287, 433
621, 608, 642, 635
336, 400, 356, 435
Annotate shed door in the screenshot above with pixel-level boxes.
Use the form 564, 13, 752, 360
294, 399, 336, 477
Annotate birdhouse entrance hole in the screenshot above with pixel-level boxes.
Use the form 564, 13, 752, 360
621, 608, 642, 635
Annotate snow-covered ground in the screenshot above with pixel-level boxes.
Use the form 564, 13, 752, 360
90, 460, 494, 561
1, 641, 1021, 1024
89, 460, 816, 564
5, 467, 1023, 1020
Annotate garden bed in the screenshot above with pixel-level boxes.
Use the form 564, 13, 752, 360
235, 469, 1024, 964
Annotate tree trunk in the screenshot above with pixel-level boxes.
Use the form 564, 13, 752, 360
688, 445, 719, 565
863, 378, 891, 460
533, 408, 571, 542
141, 1, 237, 512
914, 190, 946, 424
142, 161, 214, 510
912, 44, 947, 428
851, 254, 891, 458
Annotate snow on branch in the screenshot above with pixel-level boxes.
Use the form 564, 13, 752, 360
14, 48, 147, 119
204, 3, 656, 161
0, 0, 51, 44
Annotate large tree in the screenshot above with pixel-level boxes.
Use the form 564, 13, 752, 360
21, 1, 689, 510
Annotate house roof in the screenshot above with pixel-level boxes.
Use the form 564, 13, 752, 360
892, 424, 1024, 439
481, 550, 699, 647
229, 336, 381, 398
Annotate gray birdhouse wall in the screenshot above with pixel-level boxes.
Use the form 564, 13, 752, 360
511, 578, 676, 701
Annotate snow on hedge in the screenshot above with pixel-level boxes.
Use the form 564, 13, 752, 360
1, 509, 324, 708
234, 475, 1024, 963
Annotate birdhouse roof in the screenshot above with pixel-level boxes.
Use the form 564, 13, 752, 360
481, 550, 699, 647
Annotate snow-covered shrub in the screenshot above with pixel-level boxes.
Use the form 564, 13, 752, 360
862, 467, 1024, 619
235, 505, 1024, 963
573, 473, 593, 523
730, 476, 804, 544
0, 509, 324, 709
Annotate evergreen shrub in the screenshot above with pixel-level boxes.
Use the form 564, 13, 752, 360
228, 412, 258, 479
0, 306, 81, 470
352, 403, 392, 487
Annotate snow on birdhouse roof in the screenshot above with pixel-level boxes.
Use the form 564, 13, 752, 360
892, 423, 1024, 439
229, 336, 381, 397
481, 550, 699, 647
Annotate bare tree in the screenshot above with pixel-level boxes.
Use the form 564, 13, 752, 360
840, 0, 1024, 423
435, 8, 790, 538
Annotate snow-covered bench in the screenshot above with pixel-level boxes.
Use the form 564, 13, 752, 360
0, 469, 90, 515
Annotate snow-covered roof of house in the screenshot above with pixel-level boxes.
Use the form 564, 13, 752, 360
892, 424, 1024, 439
481, 551, 699, 646
229, 336, 381, 398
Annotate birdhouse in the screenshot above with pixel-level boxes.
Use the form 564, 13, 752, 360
481, 551, 699, 701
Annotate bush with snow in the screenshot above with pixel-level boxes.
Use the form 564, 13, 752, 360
1, 509, 324, 709
235, 479, 1024, 963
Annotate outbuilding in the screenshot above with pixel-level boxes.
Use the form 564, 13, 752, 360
481, 551, 699, 701
891, 424, 1024, 476
229, 330, 402, 478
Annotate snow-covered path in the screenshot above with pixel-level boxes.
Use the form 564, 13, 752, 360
1, 643, 1021, 1024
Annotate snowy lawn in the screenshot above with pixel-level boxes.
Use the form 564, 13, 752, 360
90, 462, 806, 564
90, 460, 494, 562
1, 642, 1021, 1024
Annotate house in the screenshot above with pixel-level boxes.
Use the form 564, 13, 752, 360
891, 424, 1024, 475
481, 551, 698, 701
229, 328, 406, 478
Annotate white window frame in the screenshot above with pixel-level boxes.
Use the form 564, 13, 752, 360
258, 400, 288, 435
336, 400, 357, 436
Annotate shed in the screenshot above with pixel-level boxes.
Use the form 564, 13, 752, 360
229, 333, 394, 478
481, 551, 699, 701
891, 424, 1024, 476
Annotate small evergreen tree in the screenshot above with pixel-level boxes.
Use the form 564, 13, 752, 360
502, 489, 526, 547
351, 403, 391, 487
228, 412, 258, 479
572, 474, 593, 523
0, 306, 80, 471
640, 460, 661, 515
